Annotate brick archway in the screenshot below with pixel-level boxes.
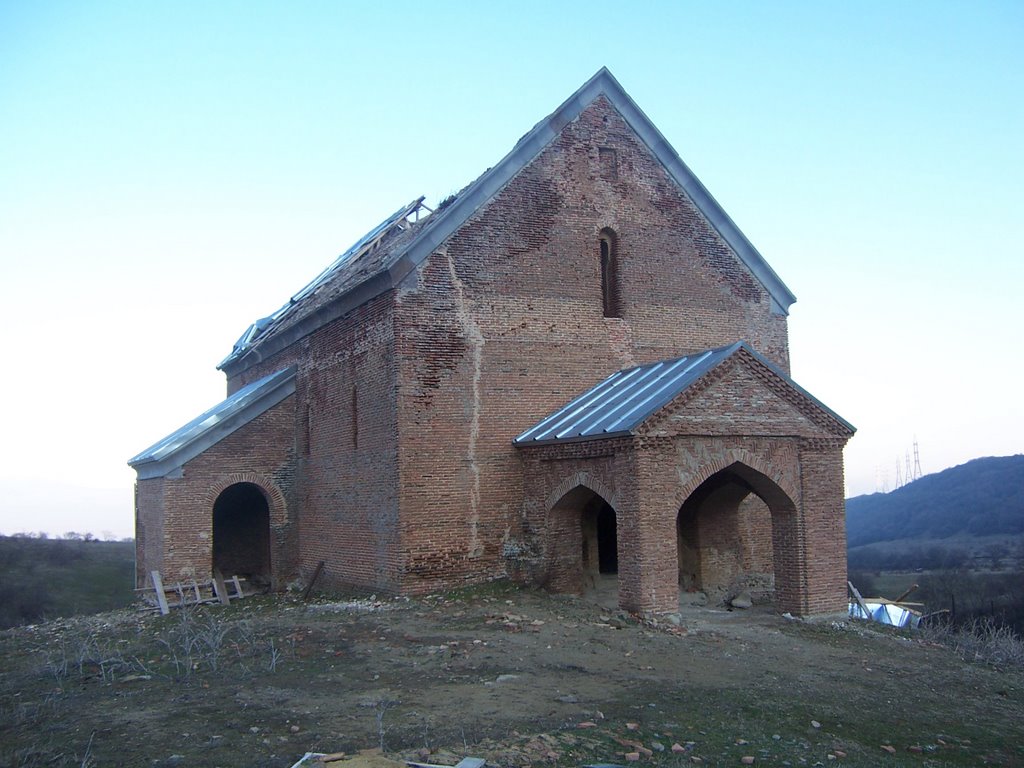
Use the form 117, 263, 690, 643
672, 447, 798, 514
675, 459, 803, 611
546, 470, 618, 512
205, 472, 287, 528
544, 475, 619, 596
206, 473, 287, 588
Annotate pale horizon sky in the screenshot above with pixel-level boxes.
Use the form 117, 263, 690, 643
1, 2, 1022, 538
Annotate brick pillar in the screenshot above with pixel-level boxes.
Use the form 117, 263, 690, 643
617, 441, 678, 613
796, 439, 850, 615
771, 504, 807, 615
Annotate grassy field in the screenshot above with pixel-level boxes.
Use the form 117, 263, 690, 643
857, 571, 920, 600
0, 537, 135, 629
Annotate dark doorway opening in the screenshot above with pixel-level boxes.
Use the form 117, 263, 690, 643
582, 498, 618, 575
212, 482, 271, 586
547, 484, 619, 598
596, 502, 618, 573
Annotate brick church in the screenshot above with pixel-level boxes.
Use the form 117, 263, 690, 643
130, 68, 854, 617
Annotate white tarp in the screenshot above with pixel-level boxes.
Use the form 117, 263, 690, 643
848, 601, 921, 628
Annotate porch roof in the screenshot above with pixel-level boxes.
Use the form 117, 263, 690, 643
513, 342, 853, 446
128, 366, 296, 479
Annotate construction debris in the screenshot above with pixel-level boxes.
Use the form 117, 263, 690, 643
136, 569, 252, 614
847, 580, 922, 628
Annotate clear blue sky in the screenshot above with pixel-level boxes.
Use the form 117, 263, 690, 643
1, 1, 1021, 537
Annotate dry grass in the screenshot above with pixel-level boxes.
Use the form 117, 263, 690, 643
920, 616, 1024, 669
2, 587, 1023, 767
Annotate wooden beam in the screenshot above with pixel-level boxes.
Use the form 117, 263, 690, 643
302, 560, 325, 601
212, 570, 231, 605
848, 580, 871, 621
150, 571, 169, 615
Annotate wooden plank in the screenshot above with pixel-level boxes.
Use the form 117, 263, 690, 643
894, 583, 920, 603
302, 560, 325, 601
408, 759, 486, 768
848, 580, 871, 621
231, 575, 243, 598
150, 571, 170, 615
212, 570, 231, 605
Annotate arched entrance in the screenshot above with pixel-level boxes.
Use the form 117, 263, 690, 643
546, 485, 618, 596
212, 482, 271, 586
677, 462, 797, 606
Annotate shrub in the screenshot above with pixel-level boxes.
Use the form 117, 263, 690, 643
920, 617, 1024, 669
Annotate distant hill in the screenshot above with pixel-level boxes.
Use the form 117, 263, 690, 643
846, 454, 1024, 547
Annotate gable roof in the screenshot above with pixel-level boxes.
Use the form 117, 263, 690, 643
513, 342, 853, 447
128, 367, 296, 479
220, 68, 796, 376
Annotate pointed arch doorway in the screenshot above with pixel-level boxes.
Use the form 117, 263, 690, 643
546, 484, 619, 600
677, 462, 799, 608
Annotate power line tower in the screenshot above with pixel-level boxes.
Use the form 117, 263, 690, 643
913, 439, 922, 480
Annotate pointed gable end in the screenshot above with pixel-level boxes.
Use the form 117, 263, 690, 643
390, 67, 796, 317
641, 344, 855, 440
514, 343, 853, 447
222, 68, 797, 378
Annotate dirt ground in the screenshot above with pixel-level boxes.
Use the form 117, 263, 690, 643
1, 580, 1022, 768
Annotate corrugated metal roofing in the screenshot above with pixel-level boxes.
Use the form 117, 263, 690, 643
514, 343, 744, 446
128, 367, 296, 477
515, 341, 855, 447
220, 198, 427, 368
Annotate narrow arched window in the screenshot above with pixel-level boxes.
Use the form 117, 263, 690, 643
599, 228, 620, 318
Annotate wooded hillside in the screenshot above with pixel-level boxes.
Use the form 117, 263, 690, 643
846, 454, 1024, 547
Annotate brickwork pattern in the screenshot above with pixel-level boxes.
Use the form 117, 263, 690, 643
134, 477, 165, 586
137, 93, 851, 616
392, 96, 792, 593
517, 357, 851, 615
135, 397, 296, 587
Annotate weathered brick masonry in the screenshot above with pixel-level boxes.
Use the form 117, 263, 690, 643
130, 69, 853, 616
133, 397, 295, 587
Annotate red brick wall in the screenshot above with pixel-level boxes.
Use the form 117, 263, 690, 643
134, 396, 296, 587
798, 440, 850, 614
393, 96, 791, 592
173, 95, 850, 614
515, 439, 627, 594
135, 477, 165, 586
737, 494, 775, 595
226, 293, 402, 592
517, 412, 848, 615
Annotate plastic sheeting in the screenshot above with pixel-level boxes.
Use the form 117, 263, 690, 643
849, 601, 921, 628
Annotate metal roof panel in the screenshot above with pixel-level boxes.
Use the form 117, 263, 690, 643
514, 344, 741, 446
219, 199, 426, 369
129, 367, 296, 476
